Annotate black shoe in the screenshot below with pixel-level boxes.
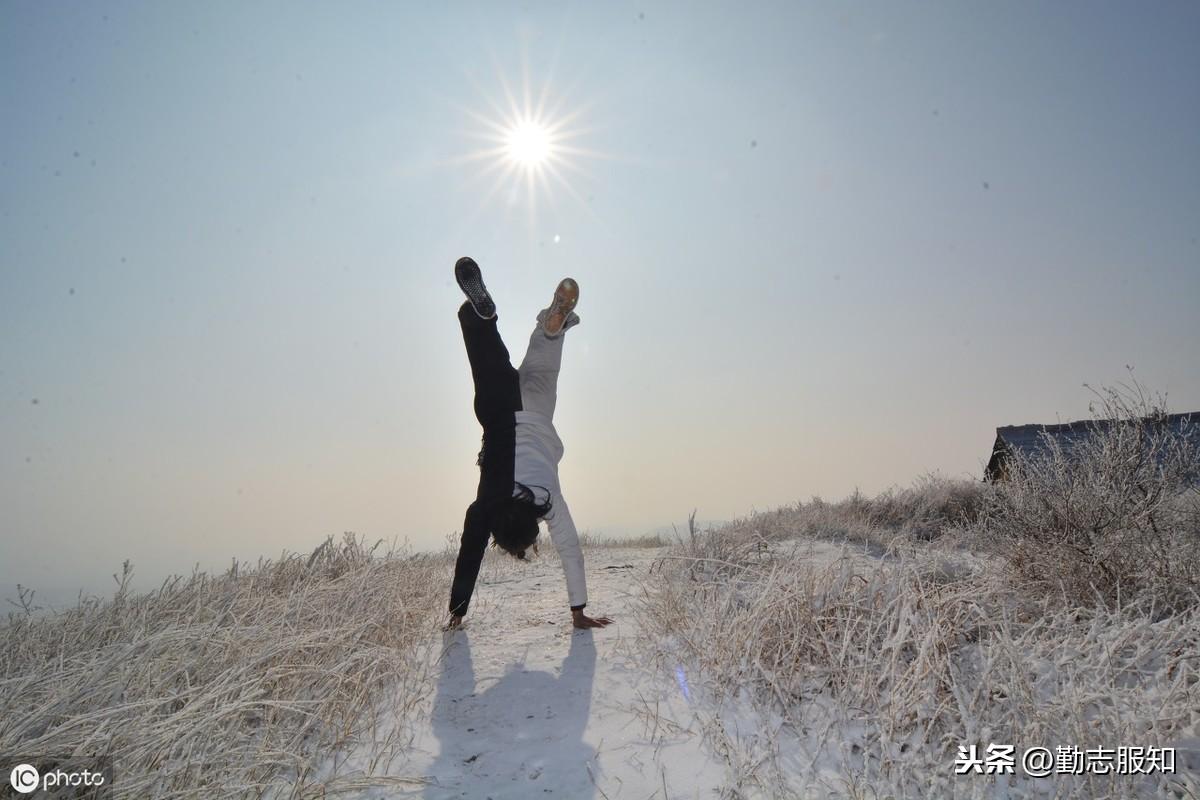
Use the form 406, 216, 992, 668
454, 256, 496, 320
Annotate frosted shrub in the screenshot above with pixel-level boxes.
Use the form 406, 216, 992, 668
977, 385, 1200, 611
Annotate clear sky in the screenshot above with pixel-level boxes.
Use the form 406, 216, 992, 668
3, 1, 1198, 603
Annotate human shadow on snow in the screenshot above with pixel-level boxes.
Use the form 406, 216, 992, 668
424, 629, 598, 799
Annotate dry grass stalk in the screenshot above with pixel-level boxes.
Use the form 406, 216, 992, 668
1, 533, 448, 798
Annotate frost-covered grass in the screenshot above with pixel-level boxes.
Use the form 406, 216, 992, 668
576, 530, 667, 549
640, 536, 1198, 798
637, 387, 1200, 799
712, 474, 988, 557
1, 534, 447, 798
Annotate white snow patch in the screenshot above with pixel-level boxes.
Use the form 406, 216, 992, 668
323, 547, 732, 798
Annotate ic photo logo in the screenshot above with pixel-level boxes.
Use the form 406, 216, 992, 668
5, 757, 111, 797
9, 763, 39, 794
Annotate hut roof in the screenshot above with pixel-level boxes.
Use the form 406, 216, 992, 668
984, 411, 1200, 481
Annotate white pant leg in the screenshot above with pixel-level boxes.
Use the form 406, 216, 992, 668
517, 314, 565, 419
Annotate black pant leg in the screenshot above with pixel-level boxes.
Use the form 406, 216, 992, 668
458, 302, 522, 426
457, 302, 520, 502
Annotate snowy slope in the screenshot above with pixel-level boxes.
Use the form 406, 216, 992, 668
323, 539, 851, 799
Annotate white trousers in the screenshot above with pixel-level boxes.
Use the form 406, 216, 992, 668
517, 312, 565, 419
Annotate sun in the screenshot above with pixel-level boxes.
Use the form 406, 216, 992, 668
505, 120, 553, 168
445, 56, 609, 231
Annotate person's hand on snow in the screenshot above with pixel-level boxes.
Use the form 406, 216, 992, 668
572, 609, 612, 629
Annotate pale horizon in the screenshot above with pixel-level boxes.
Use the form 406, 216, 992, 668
3, 1, 1198, 604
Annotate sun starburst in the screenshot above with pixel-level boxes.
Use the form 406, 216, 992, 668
446, 52, 607, 235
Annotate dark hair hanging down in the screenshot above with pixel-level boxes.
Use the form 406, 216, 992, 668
490, 483, 551, 559
513, 482, 552, 516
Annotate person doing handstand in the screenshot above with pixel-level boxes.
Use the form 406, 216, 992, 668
447, 256, 612, 631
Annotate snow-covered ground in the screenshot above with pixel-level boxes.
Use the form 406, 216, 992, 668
333, 540, 849, 799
